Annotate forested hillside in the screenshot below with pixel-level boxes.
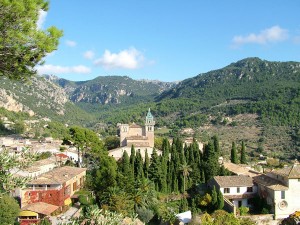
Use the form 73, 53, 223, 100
51, 75, 175, 107
1, 58, 299, 160
156, 57, 300, 126
91, 58, 300, 160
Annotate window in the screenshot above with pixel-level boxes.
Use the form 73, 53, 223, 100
281, 191, 285, 199
247, 187, 253, 192
224, 188, 230, 194
237, 187, 240, 193
72, 182, 77, 191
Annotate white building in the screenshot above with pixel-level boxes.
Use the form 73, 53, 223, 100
208, 175, 257, 208
11, 157, 57, 179
254, 164, 300, 219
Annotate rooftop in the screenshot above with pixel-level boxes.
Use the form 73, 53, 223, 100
223, 162, 261, 177
211, 175, 254, 188
126, 136, 148, 140
21, 202, 59, 216
28, 166, 86, 185
270, 164, 300, 179
129, 123, 142, 128
253, 174, 288, 191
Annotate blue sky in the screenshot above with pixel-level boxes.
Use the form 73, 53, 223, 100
36, 0, 300, 82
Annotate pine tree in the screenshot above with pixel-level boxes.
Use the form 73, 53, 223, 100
240, 141, 247, 164
230, 141, 238, 164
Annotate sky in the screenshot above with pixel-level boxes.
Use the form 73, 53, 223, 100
35, 0, 300, 82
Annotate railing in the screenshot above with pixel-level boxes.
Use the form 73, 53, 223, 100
25, 186, 61, 191
223, 197, 236, 215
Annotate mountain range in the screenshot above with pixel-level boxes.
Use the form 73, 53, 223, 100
0, 57, 299, 160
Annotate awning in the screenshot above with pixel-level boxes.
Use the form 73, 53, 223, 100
64, 197, 72, 205
19, 210, 38, 217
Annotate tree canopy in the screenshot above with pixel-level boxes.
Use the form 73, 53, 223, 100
0, 194, 20, 225
0, 0, 63, 80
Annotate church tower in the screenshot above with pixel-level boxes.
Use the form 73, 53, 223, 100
119, 123, 129, 147
145, 108, 155, 147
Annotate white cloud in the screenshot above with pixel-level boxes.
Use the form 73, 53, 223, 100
94, 47, 144, 70
37, 10, 47, 30
83, 50, 95, 60
65, 40, 77, 47
232, 26, 288, 47
36, 64, 91, 74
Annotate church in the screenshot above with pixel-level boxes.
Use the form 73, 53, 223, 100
119, 108, 155, 148
108, 109, 160, 160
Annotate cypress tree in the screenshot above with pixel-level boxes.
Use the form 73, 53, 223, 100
230, 141, 238, 164
203, 141, 219, 181
143, 149, 150, 178
212, 135, 220, 156
240, 141, 247, 164
162, 138, 170, 156
217, 190, 224, 209
117, 151, 134, 192
148, 148, 161, 187
120, 151, 130, 174
130, 145, 136, 166
135, 149, 144, 179
211, 186, 218, 210
130, 145, 136, 177
159, 156, 168, 192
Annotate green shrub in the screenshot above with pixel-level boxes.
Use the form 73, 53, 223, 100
239, 206, 249, 215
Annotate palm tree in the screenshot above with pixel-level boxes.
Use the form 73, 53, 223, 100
179, 163, 192, 193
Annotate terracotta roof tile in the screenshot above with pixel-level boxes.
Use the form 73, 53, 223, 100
253, 174, 288, 191
21, 202, 59, 216
212, 175, 254, 187
270, 165, 300, 179
129, 123, 142, 128
223, 162, 261, 177
28, 166, 86, 185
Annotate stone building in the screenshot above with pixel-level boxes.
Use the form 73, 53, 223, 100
254, 164, 300, 219
119, 108, 155, 148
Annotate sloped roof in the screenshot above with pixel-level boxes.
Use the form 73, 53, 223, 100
55, 153, 69, 158
253, 174, 288, 191
270, 165, 300, 179
126, 136, 148, 140
129, 123, 142, 128
21, 202, 59, 216
212, 175, 254, 187
223, 162, 261, 177
28, 166, 86, 185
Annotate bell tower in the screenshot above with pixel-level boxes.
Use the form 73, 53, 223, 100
145, 108, 155, 147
